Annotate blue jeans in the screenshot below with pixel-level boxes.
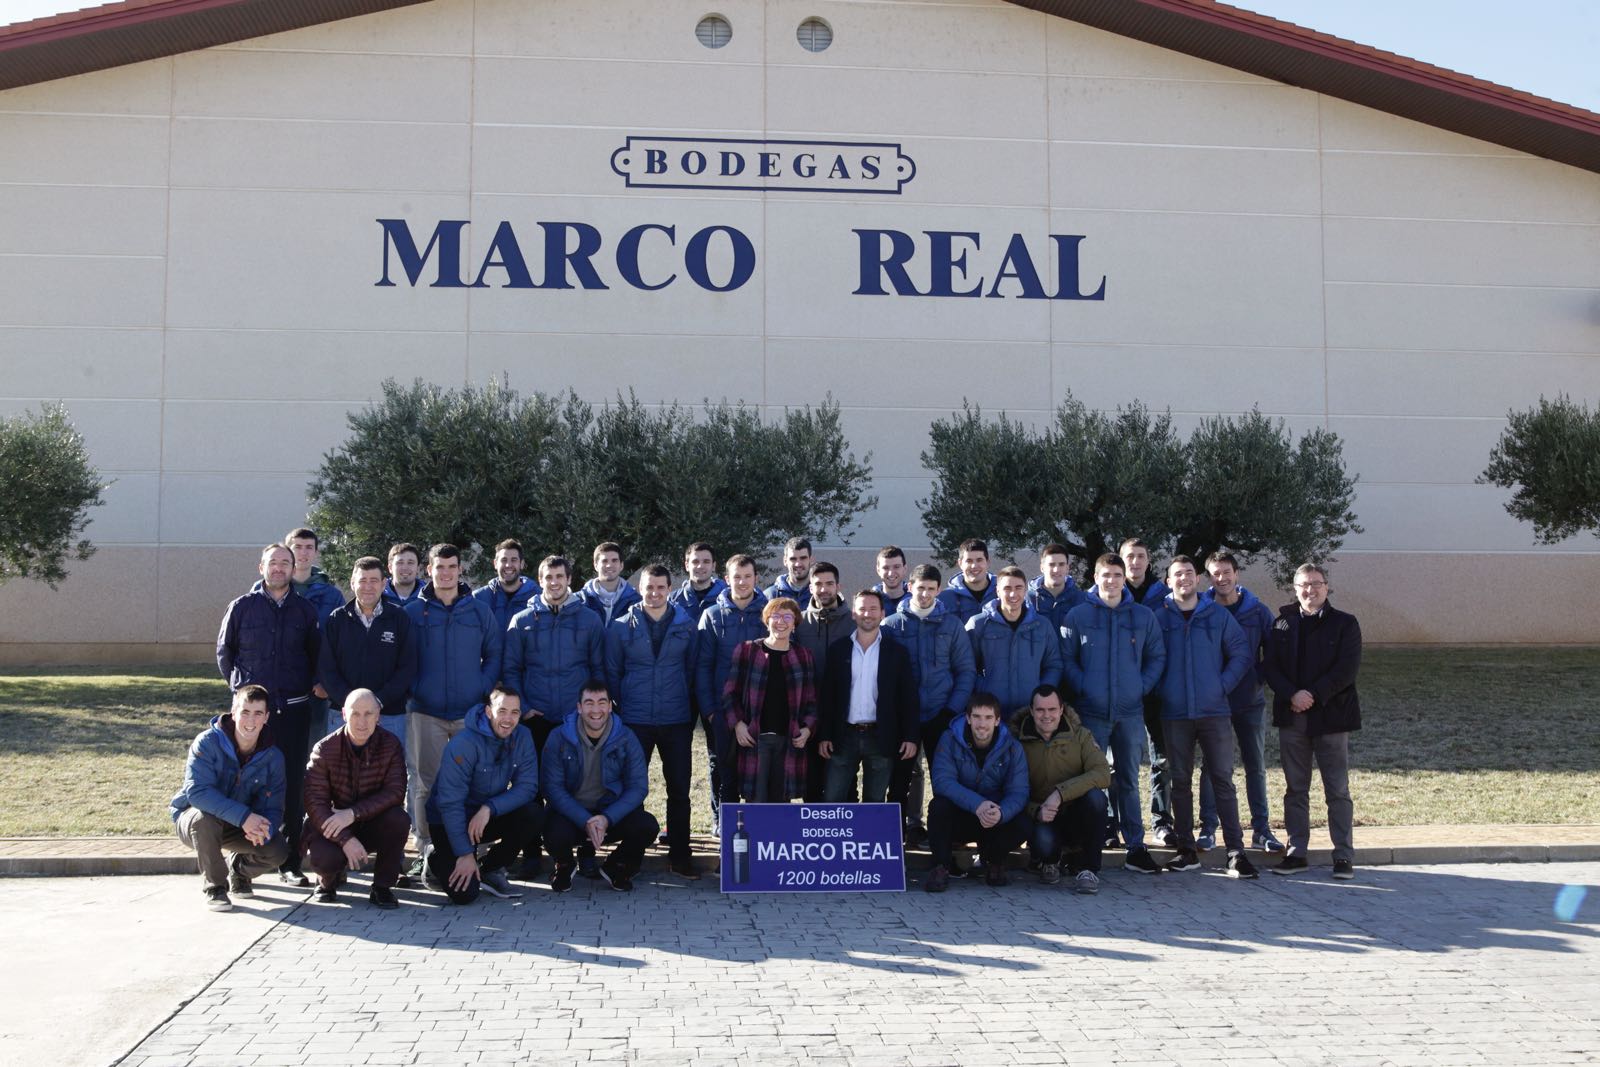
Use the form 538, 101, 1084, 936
1198, 704, 1272, 837
1031, 789, 1107, 872
825, 727, 894, 803
1081, 714, 1147, 850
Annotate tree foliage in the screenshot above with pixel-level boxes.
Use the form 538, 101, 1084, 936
1479, 393, 1600, 543
920, 394, 1360, 584
0, 403, 107, 588
307, 378, 875, 582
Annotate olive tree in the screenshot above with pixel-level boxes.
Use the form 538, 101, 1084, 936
0, 403, 106, 588
1479, 393, 1600, 543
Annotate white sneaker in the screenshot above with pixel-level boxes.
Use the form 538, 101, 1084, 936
1074, 870, 1100, 895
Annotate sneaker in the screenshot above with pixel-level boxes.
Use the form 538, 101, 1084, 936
658, 832, 670, 846
1038, 862, 1061, 886
369, 886, 399, 910
1226, 850, 1259, 880
1195, 831, 1216, 852
1104, 833, 1123, 851
550, 864, 575, 893
204, 886, 233, 912
228, 857, 254, 898
668, 858, 702, 880
1332, 859, 1355, 880
511, 855, 543, 882
599, 858, 633, 892
397, 857, 424, 889
924, 865, 950, 893
1165, 848, 1201, 873
903, 824, 929, 850
1123, 848, 1162, 875
1271, 854, 1309, 876
1074, 870, 1100, 895
315, 882, 339, 903
1152, 825, 1177, 848
709, 819, 722, 840
479, 869, 523, 899
578, 852, 601, 880
1252, 832, 1285, 853
279, 867, 311, 888
985, 863, 1010, 888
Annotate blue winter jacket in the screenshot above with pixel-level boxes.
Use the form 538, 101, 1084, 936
472, 577, 538, 633
170, 716, 287, 833
880, 600, 976, 722
669, 577, 728, 623
605, 603, 699, 727
1026, 575, 1085, 635
937, 573, 996, 625
1061, 594, 1165, 720
318, 597, 416, 715
1153, 596, 1251, 720
504, 595, 604, 718
403, 586, 504, 721
293, 569, 346, 624
871, 582, 912, 614
931, 717, 1029, 822
695, 589, 769, 721
577, 577, 643, 626
1126, 574, 1171, 607
1200, 585, 1276, 713
423, 705, 539, 857
216, 588, 320, 710
382, 577, 427, 607
762, 573, 811, 611
965, 602, 1064, 715
540, 711, 650, 830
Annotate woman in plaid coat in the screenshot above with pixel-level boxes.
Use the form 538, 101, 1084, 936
722, 597, 818, 802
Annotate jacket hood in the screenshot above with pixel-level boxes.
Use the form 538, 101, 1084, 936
803, 596, 850, 623
621, 601, 693, 628
420, 582, 472, 606
465, 703, 503, 739
1009, 705, 1084, 739
677, 576, 728, 600
484, 576, 531, 597
977, 600, 1039, 626
1082, 587, 1138, 612
1027, 574, 1078, 597
945, 572, 994, 600
209, 711, 277, 759
893, 597, 950, 622
943, 714, 1015, 754
1201, 584, 1265, 614
715, 586, 769, 612
556, 708, 628, 749
1159, 594, 1224, 621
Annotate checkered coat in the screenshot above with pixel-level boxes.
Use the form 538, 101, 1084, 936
722, 638, 818, 801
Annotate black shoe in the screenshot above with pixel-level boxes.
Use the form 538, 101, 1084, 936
578, 852, 601, 880
1165, 848, 1201, 873
1332, 859, 1355, 880
1123, 848, 1162, 875
1226, 850, 1259, 880
511, 855, 544, 882
599, 859, 633, 892
204, 885, 233, 912
1152, 825, 1177, 848
668, 858, 702, 880
1272, 854, 1309, 876
280, 868, 311, 888
984, 863, 1010, 888
396, 857, 424, 889
924, 865, 950, 893
228, 856, 255, 898
903, 823, 929, 849
314, 883, 339, 903
369, 886, 399, 910
551, 864, 575, 893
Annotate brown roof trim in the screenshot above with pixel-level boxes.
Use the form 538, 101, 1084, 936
0, 0, 429, 91
1011, 0, 1600, 173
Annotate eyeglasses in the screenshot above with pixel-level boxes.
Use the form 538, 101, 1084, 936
768, 612, 796, 622
1294, 581, 1327, 590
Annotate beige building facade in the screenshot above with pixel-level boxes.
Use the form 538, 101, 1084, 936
0, 0, 1596, 662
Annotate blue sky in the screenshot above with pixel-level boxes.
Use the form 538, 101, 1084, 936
1, 0, 1597, 112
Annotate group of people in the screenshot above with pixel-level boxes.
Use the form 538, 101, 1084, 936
172, 528, 1362, 910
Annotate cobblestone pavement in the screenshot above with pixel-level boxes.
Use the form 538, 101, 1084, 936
118, 862, 1600, 1066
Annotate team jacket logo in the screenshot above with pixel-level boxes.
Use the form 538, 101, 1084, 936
380, 630, 396, 644
611, 137, 916, 195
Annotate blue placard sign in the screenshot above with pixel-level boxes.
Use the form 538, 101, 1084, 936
719, 802, 906, 893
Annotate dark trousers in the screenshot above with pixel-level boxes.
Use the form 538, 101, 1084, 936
303, 807, 411, 890
174, 808, 289, 890
516, 715, 561, 862
927, 795, 1034, 869
273, 702, 312, 868
703, 713, 735, 818
1280, 716, 1354, 862
752, 733, 790, 802
630, 720, 693, 861
1164, 716, 1244, 852
1031, 791, 1108, 873
545, 807, 660, 874
1144, 695, 1173, 832
890, 710, 956, 819
425, 804, 543, 904
825, 726, 895, 803
803, 730, 829, 802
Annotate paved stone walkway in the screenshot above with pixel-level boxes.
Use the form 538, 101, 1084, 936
116, 861, 1600, 1066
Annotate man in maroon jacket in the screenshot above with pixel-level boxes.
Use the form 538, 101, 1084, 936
302, 689, 410, 908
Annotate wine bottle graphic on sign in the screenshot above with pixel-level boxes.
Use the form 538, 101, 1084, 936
731, 808, 750, 884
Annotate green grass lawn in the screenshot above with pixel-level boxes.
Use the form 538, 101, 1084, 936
1, 648, 1596, 837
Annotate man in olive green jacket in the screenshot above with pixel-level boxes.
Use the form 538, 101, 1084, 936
1010, 684, 1111, 894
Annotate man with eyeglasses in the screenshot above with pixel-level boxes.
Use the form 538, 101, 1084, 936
1262, 563, 1363, 880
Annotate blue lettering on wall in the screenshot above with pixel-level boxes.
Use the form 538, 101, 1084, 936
853, 228, 1107, 301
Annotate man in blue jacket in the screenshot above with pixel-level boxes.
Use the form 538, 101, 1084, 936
605, 563, 700, 878
670, 541, 728, 829
872, 545, 912, 614
217, 542, 320, 885
505, 555, 605, 754
966, 566, 1064, 717
472, 538, 538, 632
1061, 553, 1166, 875
1153, 556, 1255, 878
1198, 551, 1284, 853
924, 693, 1031, 891
384, 542, 426, 606
1119, 537, 1175, 845
1027, 542, 1086, 641
403, 543, 503, 869
541, 679, 659, 892
762, 536, 813, 610
937, 538, 997, 625
578, 541, 642, 625
695, 554, 767, 827
319, 556, 416, 746
883, 564, 977, 844
423, 685, 542, 904
171, 684, 289, 911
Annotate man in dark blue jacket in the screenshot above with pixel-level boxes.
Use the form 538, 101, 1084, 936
937, 538, 997, 625
541, 679, 658, 892
384, 542, 426, 606
1153, 556, 1255, 878
1198, 551, 1284, 853
423, 685, 542, 904
695, 554, 767, 826
762, 536, 813, 610
872, 545, 912, 614
605, 564, 700, 878
217, 542, 320, 884
577, 541, 642, 625
171, 685, 289, 911
472, 538, 537, 632
924, 693, 1031, 891
1119, 537, 1176, 847
403, 543, 503, 869
670, 541, 728, 827
1026, 542, 1086, 642
965, 567, 1064, 717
